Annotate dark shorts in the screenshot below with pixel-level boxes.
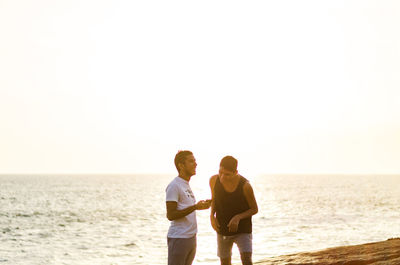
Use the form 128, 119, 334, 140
167, 236, 197, 265
217, 233, 252, 259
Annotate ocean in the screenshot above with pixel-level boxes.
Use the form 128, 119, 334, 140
1, 174, 399, 264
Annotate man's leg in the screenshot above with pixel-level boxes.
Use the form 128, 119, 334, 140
217, 234, 234, 265
234, 233, 253, 265
168, 236, 197, 265
185, 236, 196, 265
239, 252, 252, 265
220, 257, 231, 265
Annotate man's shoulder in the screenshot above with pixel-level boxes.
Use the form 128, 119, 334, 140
210, 174, 219, 181
166, 177, 183, 201
209, 174, 219, 188
166, 176, 176, 185
239, 175, 250, 184
166, 177, 181, 190
241, 178, 254, 194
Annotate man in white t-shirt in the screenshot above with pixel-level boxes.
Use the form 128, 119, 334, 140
166, 150, 211, 265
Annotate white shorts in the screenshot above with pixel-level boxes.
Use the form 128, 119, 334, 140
217, 233, 252, 258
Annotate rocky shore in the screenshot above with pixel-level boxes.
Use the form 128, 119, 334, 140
255, 238, 400, 265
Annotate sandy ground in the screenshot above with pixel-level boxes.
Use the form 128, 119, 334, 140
255, 238, 400, 265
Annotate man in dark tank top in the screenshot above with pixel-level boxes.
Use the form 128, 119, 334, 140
209, 156, 258, 265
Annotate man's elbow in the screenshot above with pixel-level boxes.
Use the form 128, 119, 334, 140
167, 213, 174, 221
253, 207, 258, 215
167, 212, 178, 221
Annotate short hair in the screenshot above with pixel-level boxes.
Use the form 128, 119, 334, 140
174, 150, 193, 172
220, 155, 238, 172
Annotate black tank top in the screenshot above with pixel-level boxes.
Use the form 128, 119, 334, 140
214, 175, 252, 236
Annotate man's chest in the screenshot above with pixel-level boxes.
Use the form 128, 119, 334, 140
179, 186, 196, 204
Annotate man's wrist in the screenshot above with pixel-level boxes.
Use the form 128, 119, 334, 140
235, 214, 243, 220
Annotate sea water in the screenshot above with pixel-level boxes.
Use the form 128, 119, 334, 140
0, 174, 399, 264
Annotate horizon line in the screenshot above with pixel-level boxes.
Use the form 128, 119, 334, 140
1, 172, 399, 176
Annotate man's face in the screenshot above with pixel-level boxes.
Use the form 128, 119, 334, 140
181, 155, 197, 176
219, 166, 237, 179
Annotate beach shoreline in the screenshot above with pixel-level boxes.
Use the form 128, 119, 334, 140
254, 238, 400, 265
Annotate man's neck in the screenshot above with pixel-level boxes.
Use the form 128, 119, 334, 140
178, 174, 191, 182
221, 174, 239, 183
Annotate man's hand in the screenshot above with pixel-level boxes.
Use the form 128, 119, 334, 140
227, 215, 241, 233
196, 200, 211, 210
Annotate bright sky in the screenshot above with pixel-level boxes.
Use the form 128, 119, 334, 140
1, 0, 399, 176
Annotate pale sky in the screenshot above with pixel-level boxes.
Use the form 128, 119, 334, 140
1, 0, 399, 176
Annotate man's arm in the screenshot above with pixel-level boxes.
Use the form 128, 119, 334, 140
227, 181, 258, 232
166, 200, 210, 221
209, 175, 220, 232
166, 201, 196, 221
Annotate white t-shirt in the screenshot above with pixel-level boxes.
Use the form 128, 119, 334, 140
166, 176, 197, 238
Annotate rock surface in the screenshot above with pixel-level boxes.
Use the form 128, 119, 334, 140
255, 238, 400, 265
